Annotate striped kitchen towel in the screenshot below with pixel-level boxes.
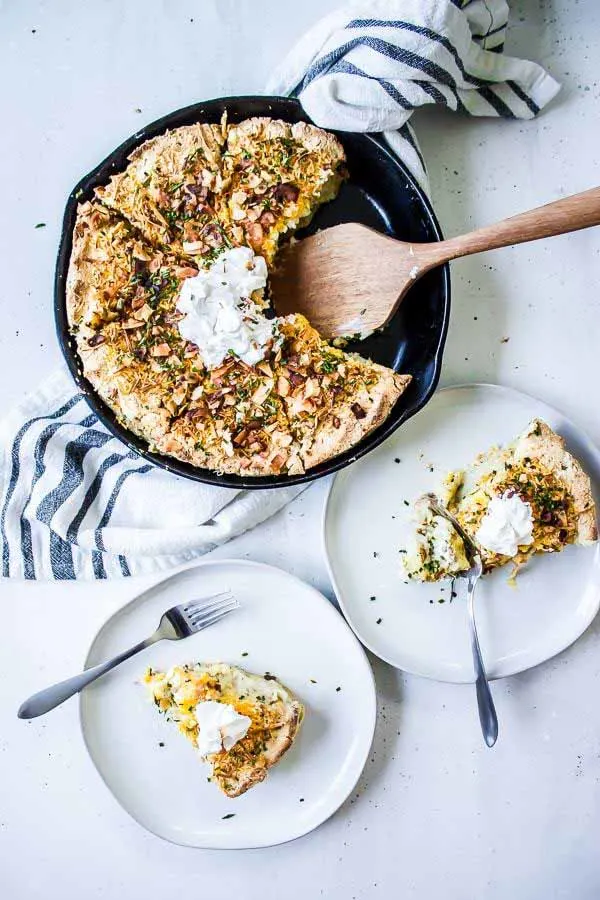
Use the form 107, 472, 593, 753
0, 371, 303, 580
267, 0, 560, 191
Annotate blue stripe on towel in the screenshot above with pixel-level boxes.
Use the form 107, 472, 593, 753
94, 463, 153, 550
344, 18, 490, 88
65, 450, 137, 543
20, 413, 96, 579
1, 394, 84, 577
302, 35, 463, 94
329, 58, 414, 108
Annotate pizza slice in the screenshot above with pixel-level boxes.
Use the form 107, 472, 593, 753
144, 662, 304, 797
96, 121, 228, 258
220, 117, 347, 265
165, 313, 411, 476
67, 200, 201, 436
404, 419, 598, 582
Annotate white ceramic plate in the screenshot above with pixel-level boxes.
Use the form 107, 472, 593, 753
80, 560, 376, 848
324, 384, 600, 683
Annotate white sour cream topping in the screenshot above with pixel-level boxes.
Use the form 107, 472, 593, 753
195, 700, 251, 757
176, 246, 275, 369
475, 492, 534, 557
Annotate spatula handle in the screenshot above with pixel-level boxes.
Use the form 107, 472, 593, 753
420, 186, 600, 266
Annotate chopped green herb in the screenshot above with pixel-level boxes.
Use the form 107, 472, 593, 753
35, 222, 46, 229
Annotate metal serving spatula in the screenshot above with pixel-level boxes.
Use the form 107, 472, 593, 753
270, 186, 600, 339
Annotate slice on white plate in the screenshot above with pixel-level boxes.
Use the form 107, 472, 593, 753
80, 560, 376, 849
144, 662, 304, 797
324, 384, 600, 683
403, 417, 597, 583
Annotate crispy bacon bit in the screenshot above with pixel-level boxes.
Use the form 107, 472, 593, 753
273, 182, 300, 204
332, 415, 341, 429
87, 333, 105, 347
133, 258, 148, 276
259, 210, 277, 228
351, 403, 366, 420
270, 454, 286, 472
233, 429, 249, 447
185, 182, 209, 200
187, 407, 209, 422
288, 372, 304, 388
131, 293, 146, 311
203, 224, 225, 248
151, 342, 171, 357
245, 221, 264, 244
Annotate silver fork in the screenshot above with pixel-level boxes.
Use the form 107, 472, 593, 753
423, 494, 499, 748
17, 591, 238, 720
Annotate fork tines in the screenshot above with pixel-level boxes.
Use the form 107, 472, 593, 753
181, 591, 238, 633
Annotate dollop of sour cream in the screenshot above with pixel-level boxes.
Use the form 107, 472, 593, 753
176, 246, 275, 369
475, 492, 534, 557
195, 700, 251, 757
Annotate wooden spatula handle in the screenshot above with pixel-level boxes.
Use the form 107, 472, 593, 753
418, 186, 600, 267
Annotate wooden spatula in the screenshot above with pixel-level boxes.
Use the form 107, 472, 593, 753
270, 186, 600, 339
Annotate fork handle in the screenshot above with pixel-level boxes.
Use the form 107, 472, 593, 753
467, 577, 499, 748
17, 634, 160, 720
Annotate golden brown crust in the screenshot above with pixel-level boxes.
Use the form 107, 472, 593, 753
302, 370, 410, 470
227, 117, 345, 164
514, 419, 598, 544
97, 123, 226, 253
214, 700, 303, 798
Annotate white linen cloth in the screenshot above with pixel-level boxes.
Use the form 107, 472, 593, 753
267, 0, 560, 191
0, 0, 559, 580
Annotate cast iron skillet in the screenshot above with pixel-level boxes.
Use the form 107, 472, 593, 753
55, 96, 450, 489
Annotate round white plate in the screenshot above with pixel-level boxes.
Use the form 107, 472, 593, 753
324, 384, 600, 683
80, 560, 376, 849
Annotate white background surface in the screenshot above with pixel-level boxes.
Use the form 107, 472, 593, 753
1, 1, 600, 898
